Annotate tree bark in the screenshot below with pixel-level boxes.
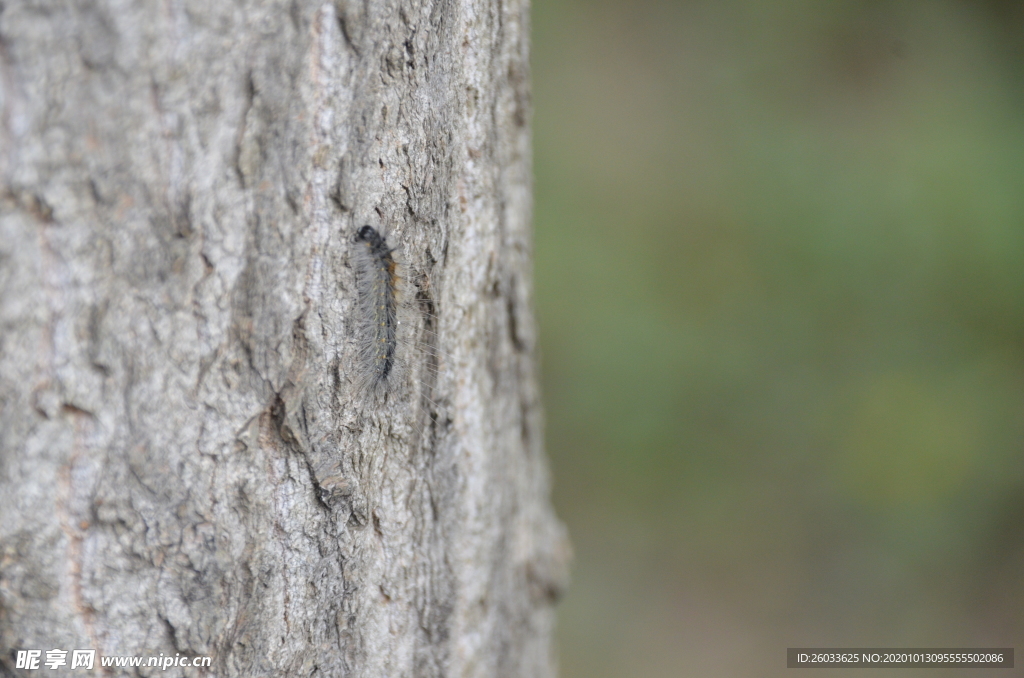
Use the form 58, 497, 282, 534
0, 1, 568, 676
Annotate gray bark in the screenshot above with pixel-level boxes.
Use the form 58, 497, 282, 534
0, 1, 569, 676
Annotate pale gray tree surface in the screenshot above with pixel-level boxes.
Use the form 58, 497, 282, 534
0, 1, 568, 676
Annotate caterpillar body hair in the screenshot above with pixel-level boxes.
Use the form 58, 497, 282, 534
348, 223, 449, 443
352, 225, 400, 396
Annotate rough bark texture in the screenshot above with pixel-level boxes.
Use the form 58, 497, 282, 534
0, 1, 568, 676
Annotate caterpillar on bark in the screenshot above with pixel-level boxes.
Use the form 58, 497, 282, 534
349, 224, 445, 414
352, 225, 400, 395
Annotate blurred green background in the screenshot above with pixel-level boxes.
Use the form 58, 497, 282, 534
531, 1, 1024, 676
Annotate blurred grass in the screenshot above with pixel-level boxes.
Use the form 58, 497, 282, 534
531, 1, 1024, 676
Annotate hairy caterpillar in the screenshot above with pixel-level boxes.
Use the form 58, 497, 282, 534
349, 224, 444, 409
352, 225, 400, 395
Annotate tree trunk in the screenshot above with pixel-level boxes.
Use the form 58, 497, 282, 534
0, 1, 568, 676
